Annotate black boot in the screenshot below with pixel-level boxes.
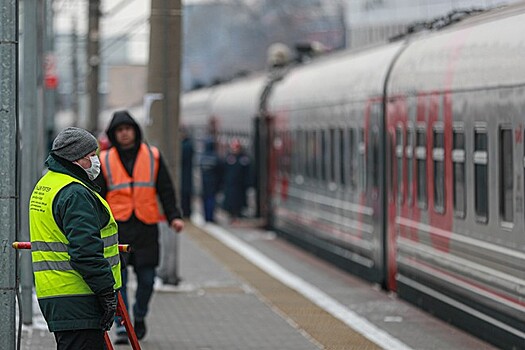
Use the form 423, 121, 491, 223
134, 319, 147, 340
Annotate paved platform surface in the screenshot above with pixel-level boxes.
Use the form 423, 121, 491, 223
18, 215, 497, 350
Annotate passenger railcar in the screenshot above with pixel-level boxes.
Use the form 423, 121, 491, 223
387, 5, 525, 347
266, 43, 404, 286
180, 4, 525, 349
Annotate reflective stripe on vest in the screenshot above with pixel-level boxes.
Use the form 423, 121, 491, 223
30, 171, 122, 299
100, 143, 161, 224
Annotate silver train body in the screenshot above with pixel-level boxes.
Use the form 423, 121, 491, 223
181, 4, 525, 348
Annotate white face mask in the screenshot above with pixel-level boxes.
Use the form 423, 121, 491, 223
84, 155, 101, 180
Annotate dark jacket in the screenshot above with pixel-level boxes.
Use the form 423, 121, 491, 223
38, 154, 114, 332
181, 136, 194, 196
200, 139, 223, 197
95, 110, 182, 267
223, 151, 251, 215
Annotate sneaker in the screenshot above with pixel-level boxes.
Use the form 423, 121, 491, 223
134, 319, 146, 340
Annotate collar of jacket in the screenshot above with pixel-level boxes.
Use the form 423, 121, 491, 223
45, 154, 101, 193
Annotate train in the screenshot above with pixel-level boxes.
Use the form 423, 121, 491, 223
180, 3, 525, 349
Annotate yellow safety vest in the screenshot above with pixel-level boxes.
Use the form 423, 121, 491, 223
30, 171, 121, 298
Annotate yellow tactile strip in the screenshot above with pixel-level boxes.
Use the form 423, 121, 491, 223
186, 223, 383, 350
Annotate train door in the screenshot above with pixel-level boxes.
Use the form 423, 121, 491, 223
254, 113, 275, 228
385, 97, 408, 291
365, 100, 386, 284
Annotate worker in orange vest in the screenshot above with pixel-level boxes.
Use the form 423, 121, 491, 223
96, 110, 184, 344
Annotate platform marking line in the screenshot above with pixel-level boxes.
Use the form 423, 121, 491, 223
196, 220, 412, 350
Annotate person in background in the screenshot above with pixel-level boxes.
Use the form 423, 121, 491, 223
30, 127, 121, 350
199, 137, 223, 222
180, 127, 194, 218
222, 138, 251, 222
96, 110, 184, 343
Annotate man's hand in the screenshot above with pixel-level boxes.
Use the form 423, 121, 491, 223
170, 218, 184, 232
97, 290, 117, 331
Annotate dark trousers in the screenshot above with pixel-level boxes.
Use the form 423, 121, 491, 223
203, 195, 216, 222
54, 329, 105, 350
119, 265, 156, 322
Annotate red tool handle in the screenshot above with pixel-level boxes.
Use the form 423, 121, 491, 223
103, 292, 142, 350
12, 241, 131, 252
12, 242, 31, 250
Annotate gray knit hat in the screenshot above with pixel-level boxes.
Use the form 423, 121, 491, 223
51, 127, 98, 161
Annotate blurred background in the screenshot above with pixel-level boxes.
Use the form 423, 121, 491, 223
49, 0, 520, 130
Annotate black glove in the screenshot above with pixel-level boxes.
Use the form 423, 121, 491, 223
97, 290, 117, 331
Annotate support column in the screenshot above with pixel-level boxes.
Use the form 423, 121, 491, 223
87, 0, 101, 132
147, 0, 183, 285
0, 0, 20, 347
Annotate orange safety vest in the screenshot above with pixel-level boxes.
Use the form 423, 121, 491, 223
100, 143, 161, 224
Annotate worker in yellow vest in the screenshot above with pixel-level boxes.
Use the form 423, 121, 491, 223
30, 127, 121, 350
96, 110, 184, 343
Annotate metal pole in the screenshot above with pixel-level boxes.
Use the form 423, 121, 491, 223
71, 15, 79, 126
87, 0, 101, 133
147, 0, 183, 284
20, 0, 43, 325
44, 0, 55, 146
0, 0, 20, 347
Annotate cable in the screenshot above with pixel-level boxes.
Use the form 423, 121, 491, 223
15, 250, 22, 350
104, 0, 138, 18
100, 15, 149, 54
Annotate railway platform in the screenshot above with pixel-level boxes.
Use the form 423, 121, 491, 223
19, 213, 496, 350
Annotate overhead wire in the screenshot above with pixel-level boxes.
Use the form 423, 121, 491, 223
72, 15, 150, 85
100, 15, 150, 54
104, 0, 139, 18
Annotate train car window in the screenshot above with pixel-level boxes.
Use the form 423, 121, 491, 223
312, 130, 318, 180
299, 130, 305, 176
282, 131, 287, 175
358, 128, 366, 191
406, 126, 414, 205
499, 127, 513, 224
370, 126, 380, 188
246, 133, 253, 155
281, 131, 291, 175
433, 125, 445, 213
276, 132, 283, 176
303, 131, 308, 178
302, 130, 308, 177
396, 126, 404, 204
313, 130, 318, 180
348, 128, 356, 189
389, 131, 395, 200
316, 130, 323, 181
305, 130, 312, 178
278, 132, 283, 175
275, 132, 281, 176
474, 128, 489, 223
321, 130, 327, 182
305, 130, 310, 177
416, 125, 427, 209
339, 128, 346, 186
287, 130, 292, 175
303, 130, 308, 176
291, 130, 297, 175
310, 130, 316, 179
452, 127, 466, 218
330, 128, 336, 184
